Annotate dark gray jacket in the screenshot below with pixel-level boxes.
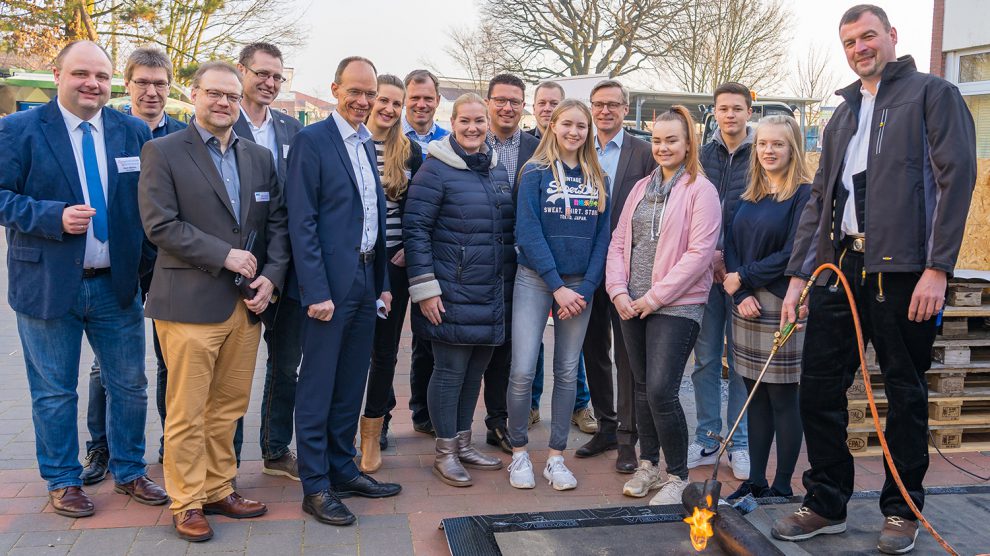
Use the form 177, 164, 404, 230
787, 56, 977, 278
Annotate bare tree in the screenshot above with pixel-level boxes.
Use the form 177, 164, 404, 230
478, 0, 688, 81
789, 43, 840, 124
656, 0, 792, 93
440, 22, 510, 85
0, 0, 307, 82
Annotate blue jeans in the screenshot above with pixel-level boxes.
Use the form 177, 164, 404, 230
259, 295, 304, 460
531, 346, 590, 412
87, 322, 168, 458
691, 285, 747, 450
507, 267, 594, 451
429, 342, 494, 439
17, 274, 148, 491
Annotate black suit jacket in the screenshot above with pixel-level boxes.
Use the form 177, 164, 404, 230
608, 133, 657, 230
233, 108, 303, 183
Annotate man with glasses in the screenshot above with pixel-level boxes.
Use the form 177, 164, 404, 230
287, 56, 402, 527
81, 46, 188, 486
232, 42, 305, 481
139, 61, 290, 541
576, 80, 656, 474
0, 39, 167, 520
482, 73, 540, 453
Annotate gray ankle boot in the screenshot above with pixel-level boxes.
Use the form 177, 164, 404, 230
456, 430, 503, 470
434, 437, 472, 487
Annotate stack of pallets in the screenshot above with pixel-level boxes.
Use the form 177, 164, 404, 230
846, 282, 990, 456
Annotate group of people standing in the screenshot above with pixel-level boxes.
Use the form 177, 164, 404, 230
0, 4, 978, 555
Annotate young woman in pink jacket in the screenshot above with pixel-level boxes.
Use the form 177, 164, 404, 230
606, 106, 721, 506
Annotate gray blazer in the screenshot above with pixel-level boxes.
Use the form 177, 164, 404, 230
138, 123, 290, 324
232, 108, 303, 183
609, 133, 657, 230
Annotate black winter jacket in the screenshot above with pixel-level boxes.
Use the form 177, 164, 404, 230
787, 56, 977, 278
404, 136, 516, 345
699, 127, 754, 248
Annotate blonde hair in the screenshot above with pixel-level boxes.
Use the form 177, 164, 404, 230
528, 99, 607, 213
653, 105, 701, 184
375, 74, 412, 201
451, 92, 486, 120
742, 115, 811, 202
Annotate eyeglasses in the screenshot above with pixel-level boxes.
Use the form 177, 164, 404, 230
345, 89, 377, 101
199, 89, 242, 104
489, 97, 523, 109
591, 101, 627, 111
132, 79, 170, 91
246, 67, 287, 83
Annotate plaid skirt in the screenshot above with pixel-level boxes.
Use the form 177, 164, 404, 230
731, 288, 805, 384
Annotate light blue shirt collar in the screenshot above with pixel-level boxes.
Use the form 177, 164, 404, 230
332, 110, 372, 144
594, 127, 625, 151
401, 114, 440, 139
57, 99, 103, 135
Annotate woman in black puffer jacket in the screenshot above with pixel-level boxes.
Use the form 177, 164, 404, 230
404, 93, 515, 487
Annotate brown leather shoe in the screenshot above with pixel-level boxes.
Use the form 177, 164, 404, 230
114, 476, 169, 506
49, 486, 95, 518
173, 509, 213, 542
202, 492, 267, 518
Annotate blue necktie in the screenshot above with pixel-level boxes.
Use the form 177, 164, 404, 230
80, 122, 108, 242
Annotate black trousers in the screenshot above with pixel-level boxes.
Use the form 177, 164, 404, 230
483, 341, 512, 431
582, 284, 638, 444
364, 256, 410, 419
800, 251, 936, 520
409, 334, 434, 426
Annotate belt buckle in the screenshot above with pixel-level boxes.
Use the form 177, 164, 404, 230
852, 237, 865, 253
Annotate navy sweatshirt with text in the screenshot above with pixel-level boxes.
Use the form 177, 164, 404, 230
515, 161, 611, 300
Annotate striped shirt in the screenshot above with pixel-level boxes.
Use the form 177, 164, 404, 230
375, 140, 404, 249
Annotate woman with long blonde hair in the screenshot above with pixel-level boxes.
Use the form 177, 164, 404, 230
505, 99, 610, 491
359, 74, 423, 473
722, 114, 812, 500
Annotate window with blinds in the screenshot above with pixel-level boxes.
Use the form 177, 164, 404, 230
964, 94, 989, 158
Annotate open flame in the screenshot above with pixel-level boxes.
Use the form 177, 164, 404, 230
684, 494, 716, 551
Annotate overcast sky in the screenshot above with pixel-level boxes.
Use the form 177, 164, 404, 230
284, 0, 934, 99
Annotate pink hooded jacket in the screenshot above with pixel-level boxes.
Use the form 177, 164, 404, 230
605, 170, 721, 311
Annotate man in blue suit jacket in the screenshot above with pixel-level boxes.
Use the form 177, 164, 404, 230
286, 56, 401, 527
0, 41, 167, 518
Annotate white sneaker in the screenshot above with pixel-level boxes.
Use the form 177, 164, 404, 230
508, 451, 536, 489
622, 460, 662, 498
649, 475, 690, 506
686, 441, 719, 469
543, 455, 577, 491
729, 450, 751, 480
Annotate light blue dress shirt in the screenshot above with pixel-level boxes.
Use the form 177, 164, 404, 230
332, 111, 379, 252
595, 127, 625, 195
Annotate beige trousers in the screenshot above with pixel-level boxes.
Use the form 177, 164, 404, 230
156, 304, 260, 513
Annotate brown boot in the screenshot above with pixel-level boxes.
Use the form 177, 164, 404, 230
433, 437, 472, 487
48, 486, 95, 518
359, 416, 384, 473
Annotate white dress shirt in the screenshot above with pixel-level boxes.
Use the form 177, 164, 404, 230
331, 111, 379, 252
242, 107, 278, 162
57, 100, 110, 268
840, 85, 877, 237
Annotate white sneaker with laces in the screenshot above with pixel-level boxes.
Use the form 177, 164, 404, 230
543, 455, 577, 491
622, 460, 662, 498
729, 450, 751, 480
649, 475, 690, 506
508, 451, 535, 489
686, 441, 718, 469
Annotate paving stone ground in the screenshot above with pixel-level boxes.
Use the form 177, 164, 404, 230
0, 238, 988, 555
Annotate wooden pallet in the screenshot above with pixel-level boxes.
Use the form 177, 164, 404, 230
939, 303, 990, 338
848, 427, 990, 453
946, 284, 985, 307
